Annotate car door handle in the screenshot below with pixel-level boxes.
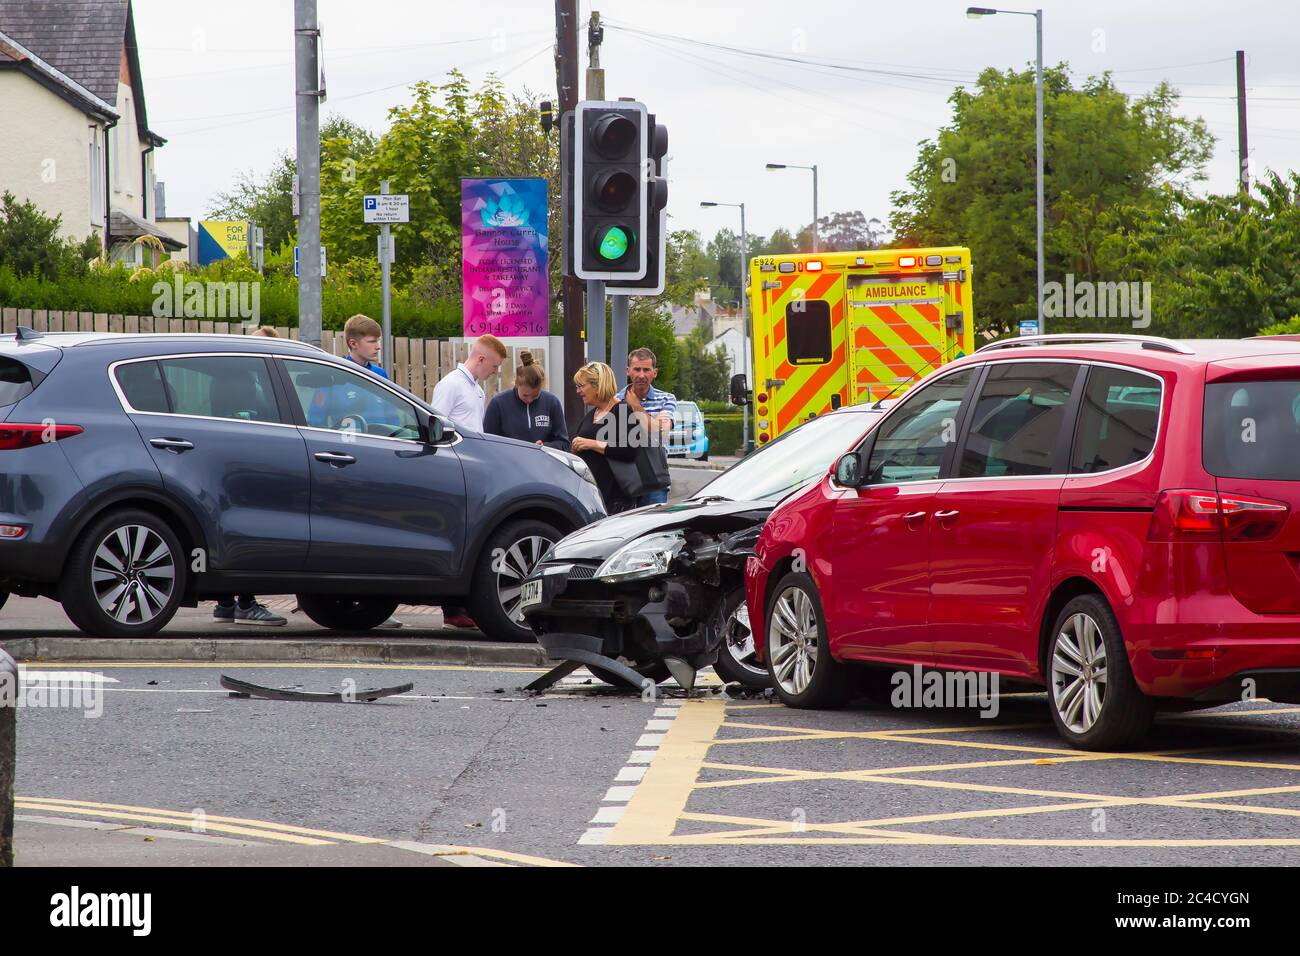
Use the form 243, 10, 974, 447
902, 511, 928, 528
934, 509, 960, 526
314, 452, 356, 466
149, 438, 194, 452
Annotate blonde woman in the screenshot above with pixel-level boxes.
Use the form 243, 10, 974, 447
570, 362, 642, 514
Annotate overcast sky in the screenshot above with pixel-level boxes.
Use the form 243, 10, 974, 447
134, 0, 1299, 243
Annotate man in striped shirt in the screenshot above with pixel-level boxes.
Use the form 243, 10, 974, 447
615, 347, 675, 506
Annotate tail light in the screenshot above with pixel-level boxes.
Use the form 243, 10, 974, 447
0, 423, 84, 450
1149, 489, 1289, 542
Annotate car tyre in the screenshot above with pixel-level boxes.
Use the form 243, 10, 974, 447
468, 519, 562, 642
1047, 594, 1154, 750
764, 571, 850, 708
296, 594, 399, 631
711, 587, 768, 689
59, 509, 185, 638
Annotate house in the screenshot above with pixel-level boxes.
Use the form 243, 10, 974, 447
707, 326, 751, 382
0, 0, 182, 264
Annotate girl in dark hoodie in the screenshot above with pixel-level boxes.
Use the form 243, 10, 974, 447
482, 352, 570, 450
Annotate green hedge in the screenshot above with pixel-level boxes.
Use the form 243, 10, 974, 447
0, 263, 468, 339
703, 414, 744, 457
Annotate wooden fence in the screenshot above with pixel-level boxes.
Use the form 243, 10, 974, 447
0, 307, 541, 404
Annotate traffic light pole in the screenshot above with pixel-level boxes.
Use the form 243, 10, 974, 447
586, 280, 606, 366
610, 294, 628, 388
555, 0, 584, 428
584, 10, 606, 367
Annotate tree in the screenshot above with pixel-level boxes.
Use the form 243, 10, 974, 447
0, 191, 97, 279
674, 324, 731, 402
1098, 170, 1300, 338
706, 228, 742, 305
206, 153, 297, 253
793, 210, 885, 252
890, 67, 1213, 336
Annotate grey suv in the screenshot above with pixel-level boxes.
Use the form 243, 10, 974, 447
0, 330, 604, 640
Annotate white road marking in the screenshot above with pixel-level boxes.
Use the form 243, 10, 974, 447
603, 786, 638, 802
18, 671, 118, 683
590, 805, 625, 824
615, 766, 647, 783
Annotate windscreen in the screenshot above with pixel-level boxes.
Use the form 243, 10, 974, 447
693, 410, 880, 503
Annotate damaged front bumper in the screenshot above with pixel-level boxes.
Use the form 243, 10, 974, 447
522, 524, 762, 675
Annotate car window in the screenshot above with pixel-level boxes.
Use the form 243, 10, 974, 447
1204, 379, 1300, 480
958, 362, 1076, 478
114, 360, 168, 413
786, 300, 832, 365
1070, 367, 1160, 474
694, 409, 881, 502
0, 357, 35, 407
284, 359, 420, 440
865, 369, 974, 483
158, 356, 282, 423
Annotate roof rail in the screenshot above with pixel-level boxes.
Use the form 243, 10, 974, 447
976, 333, 1193, 356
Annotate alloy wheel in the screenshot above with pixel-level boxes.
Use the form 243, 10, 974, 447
723, 600, 767, 680
91, 524, 177, 625
768, 586, 819, 695
1051, 612, 1108, 734
496, 534, 555, 624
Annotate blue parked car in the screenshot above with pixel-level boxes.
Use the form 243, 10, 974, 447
667, 400, 709, 460
0, 330, 604, 640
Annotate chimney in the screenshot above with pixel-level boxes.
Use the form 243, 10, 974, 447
154, 181, 167, 218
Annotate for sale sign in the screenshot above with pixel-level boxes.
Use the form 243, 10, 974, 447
460, 178, 549, 338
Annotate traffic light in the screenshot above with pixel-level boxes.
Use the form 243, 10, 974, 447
573, 100, 648, 281
606, 113, 668, 296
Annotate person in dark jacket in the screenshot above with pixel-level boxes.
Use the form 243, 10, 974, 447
570, 362, 642, 514
482, 352, 570, 450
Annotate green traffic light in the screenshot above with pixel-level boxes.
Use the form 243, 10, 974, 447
598, 226, 630, 261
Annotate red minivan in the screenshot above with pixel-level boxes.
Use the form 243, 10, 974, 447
745, 334, 1300, 749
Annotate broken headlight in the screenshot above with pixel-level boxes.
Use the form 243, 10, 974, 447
596, 530, 686, 583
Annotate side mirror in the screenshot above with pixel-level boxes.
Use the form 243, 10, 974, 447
834, 452, 863, 488
419, 409, 455, 445
729, 373, 751, 407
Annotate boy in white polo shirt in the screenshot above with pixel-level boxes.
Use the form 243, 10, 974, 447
430, 334, 507, 433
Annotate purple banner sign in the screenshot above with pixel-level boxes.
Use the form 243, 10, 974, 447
461, 177, 549, 338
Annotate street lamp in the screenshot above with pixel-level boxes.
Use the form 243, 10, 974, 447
701, 200, 752, 453
967, 6, 1044, 334
765, 162, 819, 253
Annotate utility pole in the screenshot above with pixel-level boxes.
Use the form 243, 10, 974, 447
379, 180, 392, 366
1034, 8, 1044, 333
584, 10, 606, 367
294, 0, 322, 347
1236, 50, 1250, 195
555, 0, 584, 427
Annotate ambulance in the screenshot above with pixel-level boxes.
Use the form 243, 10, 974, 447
746, 247, 975, 445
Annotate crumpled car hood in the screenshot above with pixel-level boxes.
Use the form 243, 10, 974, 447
546, 498, 772, 563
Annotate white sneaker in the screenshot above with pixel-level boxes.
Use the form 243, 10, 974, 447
377, 616, 403, 629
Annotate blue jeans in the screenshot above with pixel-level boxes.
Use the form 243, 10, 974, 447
637, 488, 669, 507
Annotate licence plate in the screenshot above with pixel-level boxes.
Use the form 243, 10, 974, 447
520, 578, 543, 610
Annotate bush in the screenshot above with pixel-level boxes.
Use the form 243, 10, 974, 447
0, 255, 466, 339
